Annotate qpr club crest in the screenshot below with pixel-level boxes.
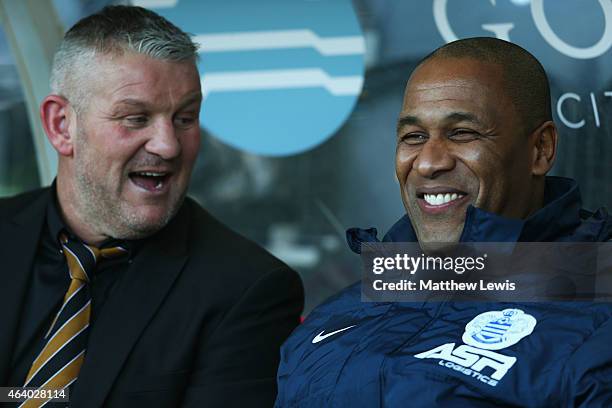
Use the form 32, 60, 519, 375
462, 308, 537, 351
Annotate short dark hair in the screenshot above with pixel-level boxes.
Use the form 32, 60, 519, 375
418, 37, 552, 132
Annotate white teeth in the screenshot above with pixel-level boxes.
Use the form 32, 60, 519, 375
423, 193, 464, 206
137, 172, 165, 177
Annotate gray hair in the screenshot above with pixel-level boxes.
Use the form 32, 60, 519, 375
50, 5, 199, 112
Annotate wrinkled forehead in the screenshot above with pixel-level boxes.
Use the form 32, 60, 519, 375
88, 52, 201, 106
406, 57, 504, 92
401, 58, 510, 115
403, 78, 483, 104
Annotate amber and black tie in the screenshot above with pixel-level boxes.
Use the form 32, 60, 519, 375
20, 233, 127, 408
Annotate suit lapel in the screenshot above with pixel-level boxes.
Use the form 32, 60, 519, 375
0, 190, 50, 384
70, 202, 191, 408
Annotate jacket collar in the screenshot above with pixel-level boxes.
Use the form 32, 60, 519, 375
0, 188, 50, 383
347, 176, 584, 252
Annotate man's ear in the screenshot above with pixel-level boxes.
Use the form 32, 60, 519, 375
531, 120, 557, 176
40, 95, 75, 156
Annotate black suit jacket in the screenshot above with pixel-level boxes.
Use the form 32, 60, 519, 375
0, 188, 304, 407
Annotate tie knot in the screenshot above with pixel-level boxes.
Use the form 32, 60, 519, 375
59, 233, 128, 282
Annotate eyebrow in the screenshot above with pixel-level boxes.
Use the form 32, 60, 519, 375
396, 111, 484, 132
177, 93, 203, 110
113, 99, 147, 110
397, 115, 420, 132
444, 112, 483, 126
111, 93, 202, 113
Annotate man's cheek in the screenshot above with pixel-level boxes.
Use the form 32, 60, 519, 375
472, 177, 495, 212
395, 148, 415, 177
399, 186, 410, 210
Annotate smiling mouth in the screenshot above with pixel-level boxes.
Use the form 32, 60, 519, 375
129, 171, 171, 192
415, 188, 469, 214
421, 192, 465, 206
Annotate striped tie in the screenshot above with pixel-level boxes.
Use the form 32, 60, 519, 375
20, 233, 127, 408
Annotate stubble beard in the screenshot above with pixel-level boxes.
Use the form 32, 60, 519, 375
406, 197, 465, 252
71, 133, 185, 241
415, 222, 465, 253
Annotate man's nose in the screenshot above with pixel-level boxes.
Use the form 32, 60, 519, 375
145, 119, 181, 160
413, 137, 455, 178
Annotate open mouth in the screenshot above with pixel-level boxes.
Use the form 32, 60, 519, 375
128, 171, 171, 192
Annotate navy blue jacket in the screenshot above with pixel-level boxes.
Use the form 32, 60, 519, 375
276, 177, 612, 407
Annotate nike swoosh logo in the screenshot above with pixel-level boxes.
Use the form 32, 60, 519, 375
312, 325, 356, 344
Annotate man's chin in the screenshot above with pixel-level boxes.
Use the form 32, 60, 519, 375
416, 227, 464, 253
112, 218, 168, 240
111, 204, 178, 239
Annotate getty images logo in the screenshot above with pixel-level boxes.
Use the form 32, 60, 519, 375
414, 309, 537, 387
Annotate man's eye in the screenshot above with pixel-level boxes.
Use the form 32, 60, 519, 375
174, 115, 198, 128
399, 133, 428, 145
449, 129, 480, 141
124, 116, 148, 127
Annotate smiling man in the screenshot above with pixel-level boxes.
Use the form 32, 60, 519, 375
0, 6, 303, 408
275, 38, 612, 407
395, 40, 556, 249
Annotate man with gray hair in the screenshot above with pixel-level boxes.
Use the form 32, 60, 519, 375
0, 6, 303, 407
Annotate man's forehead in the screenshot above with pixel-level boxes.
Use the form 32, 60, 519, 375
401, 79, 492, 117
404, 79, 482, 102
407, 57, 502, 91
89, 52, 201, 105
401, 60, 506, 113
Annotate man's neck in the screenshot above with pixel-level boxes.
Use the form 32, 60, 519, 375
56, 176, 109, 246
